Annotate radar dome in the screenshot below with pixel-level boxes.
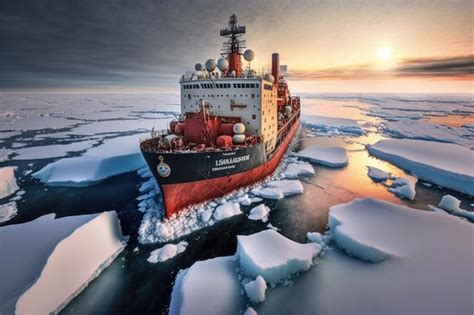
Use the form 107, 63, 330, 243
265, 74, 274, 83
194, 63, 203, 71
205, 59, 216, 72
217, 58, 229, 71
243, 49, 255, 61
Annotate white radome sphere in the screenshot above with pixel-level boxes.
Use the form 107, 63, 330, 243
217, 58, 229, 71
195, 63, 203, 71
243, 49, 255, 61
233, 134, 246, 144
232, 122, 246, 134
265, 74, 274, 83
205, 59, 216, 72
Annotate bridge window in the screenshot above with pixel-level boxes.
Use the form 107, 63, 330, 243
246, 83, 250, 88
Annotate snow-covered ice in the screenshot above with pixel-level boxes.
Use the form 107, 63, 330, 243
147, 241, 188, 263
213, 202, 242, 221
382, 120, 473, 148
437, 194, 474, 221
296, 146, 348, 168
237, 229, 321, 284
259, 197, 474, 314
16, 211, 126, 315
33, 133, 146, 186
438, 194, 461, 212
306, 232, 323, 244
388, 177, 417, 201
302, 114, 363, 136
252, 180, 304, 200
248, 204, 271, 222
368, 139, 474, 195
281, 160, 315, 179
243, 306, 258, 315
0, 213, 99, 314
12, 140, 97, 160
244, 275, 267, 303
0, 166, 19, 199
367, 166, 390, 182
0, 201, 17, 223
169, 256, 243, 315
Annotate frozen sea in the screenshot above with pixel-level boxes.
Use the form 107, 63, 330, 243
0, 92, 473, 314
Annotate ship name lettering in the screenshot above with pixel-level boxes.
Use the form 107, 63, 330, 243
215, 155, 250, 167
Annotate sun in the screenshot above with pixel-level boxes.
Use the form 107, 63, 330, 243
377, 47, 392, 60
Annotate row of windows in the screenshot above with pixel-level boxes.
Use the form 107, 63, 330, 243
183, 83, 261, 90
264, 84, 273, 91
183, 84, 199, 89
184, 94, 259, 99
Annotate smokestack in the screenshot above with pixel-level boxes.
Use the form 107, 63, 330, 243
272, 53, 279, 85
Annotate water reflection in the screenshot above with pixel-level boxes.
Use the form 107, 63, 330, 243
422, 114, 474, 127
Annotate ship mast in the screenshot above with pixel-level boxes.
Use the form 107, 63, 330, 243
220, 14, 246, 76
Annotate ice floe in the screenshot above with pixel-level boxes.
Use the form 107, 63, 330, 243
388, 177, 417, 200
382, 120, 473, 148
259, 197, 474, 314
296, 146, 348, 168
366, 166, 390, 182
237, 229, 321, 284
147, 241, 188, 263
16, 211, 126, 315
244, 275, 267, 303
169, 256, 243, 315
281, 160, 314, 179
438, 194, 461, 212
12, 140, 97, 160
436, 194, 474, 221
251, 180, 304, 200
248, 204, 271, 222
302, 114, 363, 136
0, 213, 97, 314
33, 133, 147, 186
368, 139, 474, 195
243, 306, 258, 315
213, 202, 242, 220
0, 201, 17, 223
0, 166, 19, 199
306, 232, 323, 244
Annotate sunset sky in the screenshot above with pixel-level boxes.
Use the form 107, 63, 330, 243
1, 0, 472, 93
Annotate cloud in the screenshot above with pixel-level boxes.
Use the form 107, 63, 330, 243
394, 55, 474, 78
288, 64, 385, 80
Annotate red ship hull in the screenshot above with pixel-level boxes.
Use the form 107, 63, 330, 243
161, 120, 300, 218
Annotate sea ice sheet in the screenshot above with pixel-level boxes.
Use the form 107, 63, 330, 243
33, 133, 147, 186
259, 197, 474, 314
296, 146, 348, 168
169, 256, 243, 315
0, 166, 19, 199
237, 229, 321, 284
368, 139, 474, 195
16, 211, 126, 315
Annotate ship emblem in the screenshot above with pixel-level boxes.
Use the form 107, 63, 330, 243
157, 156, 171, 177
